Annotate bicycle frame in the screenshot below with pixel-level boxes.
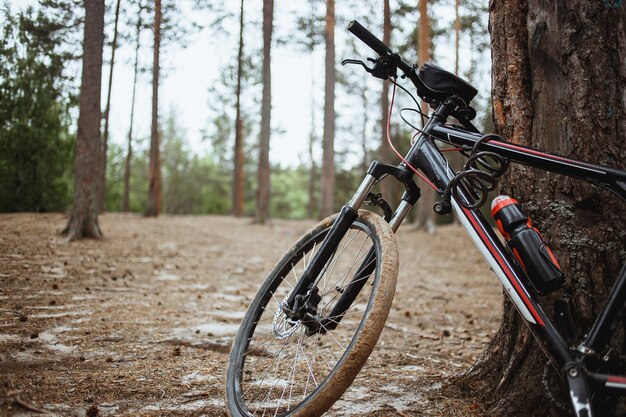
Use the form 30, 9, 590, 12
296, 97, 626, 416
390, 100, 626, 415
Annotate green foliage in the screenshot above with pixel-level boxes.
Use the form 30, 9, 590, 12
162, 112, 230, 214
271, 165, 310, 219
0, 7, 75, 212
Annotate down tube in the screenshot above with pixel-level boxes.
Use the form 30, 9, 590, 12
452, 199, 573, 367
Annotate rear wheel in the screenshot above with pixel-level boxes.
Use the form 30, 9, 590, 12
225, 210, 399, 417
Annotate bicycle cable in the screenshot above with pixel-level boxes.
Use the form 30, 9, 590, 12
385, 76, 510, 203
386, 80, 439, 191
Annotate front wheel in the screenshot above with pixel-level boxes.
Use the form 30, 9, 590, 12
226, 210, 399, 417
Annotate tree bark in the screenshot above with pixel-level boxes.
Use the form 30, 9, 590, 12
233, 0, 245, 218
458, 1, 626, 415
378, 0, 392, 202
64, 0, 104, 240
255, 0, 273, 224
145, 0, 162, 217
307, 56, 317, 219
99, 0, 121, 212
450, 0, 462, 225
122, 7, 142, 213
416, 0, 436, 233
454, 0, 460, 76
305, 0, 319, 220
318, 0, 335, 219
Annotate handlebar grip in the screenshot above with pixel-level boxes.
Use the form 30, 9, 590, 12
348, 20, 391, 56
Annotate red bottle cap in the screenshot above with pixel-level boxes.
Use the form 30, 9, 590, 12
491, 195, 518, 218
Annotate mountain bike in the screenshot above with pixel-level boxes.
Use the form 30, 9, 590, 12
225, 20, 626, 417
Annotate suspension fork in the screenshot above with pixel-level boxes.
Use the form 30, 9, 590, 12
285, 100, 453, 317
283, 179, 373, 314
284, 162, 419, 321
316, 162, 420, 332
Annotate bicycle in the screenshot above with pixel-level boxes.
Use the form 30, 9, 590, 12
225, 20, 626, 417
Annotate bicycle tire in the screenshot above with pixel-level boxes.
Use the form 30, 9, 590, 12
225, 210, 399, 417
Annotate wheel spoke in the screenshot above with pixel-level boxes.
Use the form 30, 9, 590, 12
228, 215, 395, 416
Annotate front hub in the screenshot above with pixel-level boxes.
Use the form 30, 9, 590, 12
275, 285, 323, 337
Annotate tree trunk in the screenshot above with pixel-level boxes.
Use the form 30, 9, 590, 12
307, 55, 317, 219
416, 0, 436, 233
378, 0, 392, 202
99, 0, 121, 212
255, 0, 273, 224
318, 0, 335, 219
450, 0, 461, 225
306, 0, 318, 220
454, 0, 459, 76
64, 0, 104, 240
233, 0, 245, 218
360, 78, 369, 175
145, 0, 162, 217
459, 2, 626, 415
122, 7, 142, 213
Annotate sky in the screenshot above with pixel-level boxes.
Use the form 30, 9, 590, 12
105, 1, 319, 165
9, 0, 490, 167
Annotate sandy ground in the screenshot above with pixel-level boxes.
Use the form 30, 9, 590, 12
0, 213, 502, 416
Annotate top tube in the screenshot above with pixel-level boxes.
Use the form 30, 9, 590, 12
429, 123, 626, 202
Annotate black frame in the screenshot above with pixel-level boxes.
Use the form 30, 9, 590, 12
400, 100, 626, 416
282, 19, 626, 417
287, 98, 626, 416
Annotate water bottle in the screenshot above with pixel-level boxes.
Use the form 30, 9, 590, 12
491, 195, 565, 295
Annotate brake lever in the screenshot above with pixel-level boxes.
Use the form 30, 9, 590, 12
342, 56, 397, 81
341, 58, 374, 74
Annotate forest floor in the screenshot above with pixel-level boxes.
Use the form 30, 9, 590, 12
0, 213, 502, 417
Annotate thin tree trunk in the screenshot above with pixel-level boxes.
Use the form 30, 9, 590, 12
307, 53, 317, 219
122, 7, 142, 213
416, 0, 435, 233
255, 0, 273, 224
450, 0, 461, 225
318, 0, 335, 219
458, 2, 626, 415
454, 0, 459, 76
232, 0, 245, 218
379, 0, 392, 202
64, 0, 104, 240
360, 81, 369, 175
145, 0, 161, 217
306, 0, 318, 220
99, 0, 121, 212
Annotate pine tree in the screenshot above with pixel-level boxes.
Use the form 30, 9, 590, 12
255, 0, 274, 224
122, 1, 145, 213
145, 0, 162, 217
99, 0, 121, 212
319, 0, 335, 219
64, 0, 105, 240
0, 7, 75, 212
232, 0, 246, 217
460, 2, 626, 414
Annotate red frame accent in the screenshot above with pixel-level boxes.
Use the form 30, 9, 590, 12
462, 206, 545, 326
493, 141, 596, 168
607, 376, 626, 384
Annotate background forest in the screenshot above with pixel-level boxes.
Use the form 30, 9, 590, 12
2, 1, 626, 416
0, 0, 489, 221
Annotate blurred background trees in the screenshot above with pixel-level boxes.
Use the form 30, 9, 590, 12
0, 0, 491, 224
0, 5, 76, 212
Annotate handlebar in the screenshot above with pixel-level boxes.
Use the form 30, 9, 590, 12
347, 20, 391, 57
347, 20, 479, 130
347, 20, 418, 86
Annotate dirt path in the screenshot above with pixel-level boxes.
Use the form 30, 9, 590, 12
0, 213, 501, 416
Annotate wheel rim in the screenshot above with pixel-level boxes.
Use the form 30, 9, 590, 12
232, 220, 382, 416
